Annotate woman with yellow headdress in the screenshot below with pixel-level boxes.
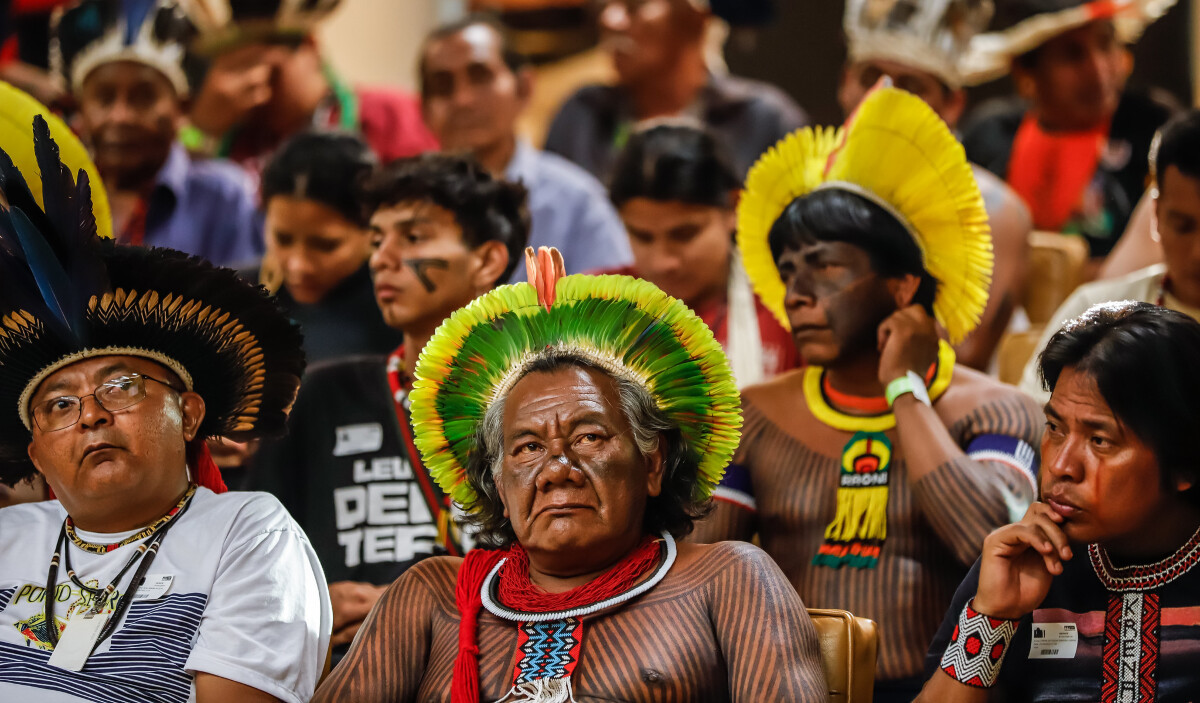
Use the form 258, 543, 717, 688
691, 84, 1045, 703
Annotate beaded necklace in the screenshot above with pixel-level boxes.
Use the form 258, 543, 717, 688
804, 341, 955, 569
65, 485, 196, 555
481, 531, 676, 623
802, 339, 956, 433
1087, 523, 1200, 702
44, 485, 197, 652
483, 534, 675, 702
1088, 523, 1200, 593
820, 361, 939, 415
452, 532, 676, 703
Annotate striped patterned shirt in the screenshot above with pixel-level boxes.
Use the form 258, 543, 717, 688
701, 380, 1043, 681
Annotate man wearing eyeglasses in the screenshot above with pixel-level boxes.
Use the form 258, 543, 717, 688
25, 364, 197, 523
0, 109, 330, 701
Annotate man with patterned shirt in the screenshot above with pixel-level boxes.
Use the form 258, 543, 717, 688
693, 86, 1043, 703
920, 302, 1200, 701
247, 153, 527, 657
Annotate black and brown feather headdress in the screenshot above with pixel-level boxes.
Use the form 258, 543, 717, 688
0, 115, 304, 486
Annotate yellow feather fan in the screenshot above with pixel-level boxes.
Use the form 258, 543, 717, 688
0, 81, 113, 240
737, 86, 993, 344
736, 126, 841, 331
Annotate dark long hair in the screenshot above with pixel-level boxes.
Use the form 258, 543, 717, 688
767, 188, 937, 313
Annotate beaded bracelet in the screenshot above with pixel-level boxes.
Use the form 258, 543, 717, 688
939, 599, 1019, 688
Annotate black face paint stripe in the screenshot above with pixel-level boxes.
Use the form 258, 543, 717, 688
404, 258, 450, 293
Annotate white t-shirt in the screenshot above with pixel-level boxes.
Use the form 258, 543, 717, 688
0, 488, 332, 703
1016, 264, 1200, 403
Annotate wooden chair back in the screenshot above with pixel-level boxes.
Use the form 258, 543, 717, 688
1024, 232, 1089, 324
808, 608, 879, 703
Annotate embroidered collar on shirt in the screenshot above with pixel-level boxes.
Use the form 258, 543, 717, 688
1089, 524, 1200, 592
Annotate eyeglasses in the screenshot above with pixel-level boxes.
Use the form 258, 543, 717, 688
32, 373, 179, 432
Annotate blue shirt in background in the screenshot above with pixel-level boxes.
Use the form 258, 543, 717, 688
143, 143, 263, 267
504, 139, 632, 282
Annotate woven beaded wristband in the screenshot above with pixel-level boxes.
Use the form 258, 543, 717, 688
939, 599, 1019, 688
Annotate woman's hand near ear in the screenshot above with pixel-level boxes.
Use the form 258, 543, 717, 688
877, 305, 940, 386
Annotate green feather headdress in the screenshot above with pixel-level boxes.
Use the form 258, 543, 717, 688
409, 248, 743, 506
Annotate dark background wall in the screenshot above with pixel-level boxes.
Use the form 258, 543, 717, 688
725, 1, 1194, 127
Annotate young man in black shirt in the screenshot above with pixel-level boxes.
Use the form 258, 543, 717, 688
248, 153, 527, 654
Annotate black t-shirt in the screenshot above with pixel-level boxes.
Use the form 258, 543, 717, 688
248, 355, 451, 585
926, 539, 1200, 701
240, 263, 405, 367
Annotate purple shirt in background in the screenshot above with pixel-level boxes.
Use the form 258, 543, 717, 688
143, 143, 264, 267
504, 139, 632, 282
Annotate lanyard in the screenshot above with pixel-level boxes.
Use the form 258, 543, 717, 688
321, 62, 359, 132
386, 347, 459, 557
44, 487, 196, 652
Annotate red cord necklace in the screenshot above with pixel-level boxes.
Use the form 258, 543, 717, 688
495, 534, 662, 614
821, 360, 938, 415
451, 533, 673, 703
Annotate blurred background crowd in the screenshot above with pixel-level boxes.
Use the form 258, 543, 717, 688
2, 0, 1200, 696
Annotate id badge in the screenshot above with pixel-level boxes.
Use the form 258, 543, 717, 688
1028, 622, 1078, 659
47, 609, 110, 671
134, 574, 175, 600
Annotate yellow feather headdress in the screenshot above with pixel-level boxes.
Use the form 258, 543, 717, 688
0, 82, 112, 239
736, 86, 993, 344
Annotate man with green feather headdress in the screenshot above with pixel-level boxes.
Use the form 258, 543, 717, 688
314, 248, 828, 703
